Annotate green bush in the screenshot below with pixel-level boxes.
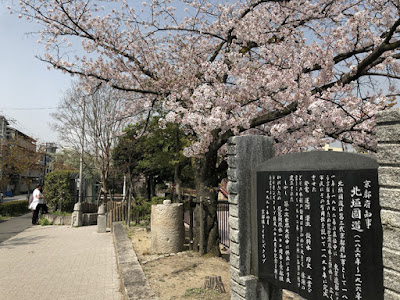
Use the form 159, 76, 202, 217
44, 170, 76, 213
0, 200, 30, 217
39, 217, 50, 226
131, 195, 166, 224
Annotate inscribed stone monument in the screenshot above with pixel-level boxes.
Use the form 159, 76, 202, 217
255, 151, 383, 300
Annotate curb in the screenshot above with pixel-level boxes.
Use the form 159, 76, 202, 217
112, 222, 158, 300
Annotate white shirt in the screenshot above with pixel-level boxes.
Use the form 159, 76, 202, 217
29, 188, 43, 210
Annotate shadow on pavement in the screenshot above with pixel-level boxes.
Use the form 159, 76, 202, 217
0, 232, 48, 249
0, 213, 34, 244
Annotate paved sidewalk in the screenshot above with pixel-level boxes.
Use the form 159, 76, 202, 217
0, 225, 123, 300
0, 213, 32, 243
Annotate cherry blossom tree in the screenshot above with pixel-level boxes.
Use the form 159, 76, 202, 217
9, 0, 400, 254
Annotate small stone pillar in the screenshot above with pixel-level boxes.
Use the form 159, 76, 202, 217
71, 202, 82, 227
97, 204, 106, 233
151, 200, 184, 254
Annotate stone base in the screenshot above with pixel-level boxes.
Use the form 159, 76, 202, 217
83, 213, 98, 226
44, 214, 72, 225
71, 211, 83, 227
97, 214, 106, 233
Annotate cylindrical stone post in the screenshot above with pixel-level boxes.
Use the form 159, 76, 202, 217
71, 202, 83, 227
151, 200, 184, 254
376, 108, 400, 300
97, 204, 106, 233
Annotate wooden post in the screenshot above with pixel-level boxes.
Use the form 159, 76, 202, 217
127, 191, 131, 227
118, 203, 120, 220
106, 202, 109, 229
189, 196, 194, 251
199, 196, 205, 255
123, 202, 126, 223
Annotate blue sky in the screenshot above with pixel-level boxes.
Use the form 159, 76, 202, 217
0, 6, 72, 145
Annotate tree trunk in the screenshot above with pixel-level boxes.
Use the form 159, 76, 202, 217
101, 171, 109, 204
174, 164, 182, 202
146, 175, 152, 202
204, 276, 226, 293
174, 126, 183, 203
192, 147, 221, 257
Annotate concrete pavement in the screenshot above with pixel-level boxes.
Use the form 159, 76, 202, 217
0, 224, 123, 300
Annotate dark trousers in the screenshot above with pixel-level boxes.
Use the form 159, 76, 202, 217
32, 204, 48, 224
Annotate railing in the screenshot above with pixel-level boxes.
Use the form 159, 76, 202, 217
183, 195, 230, 250
106, 201, 128, 232
80, 202, 98, 214
217, 200, 229, 249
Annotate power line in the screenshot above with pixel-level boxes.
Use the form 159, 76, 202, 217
0, 107, 60, 111
0, 112, 40, 140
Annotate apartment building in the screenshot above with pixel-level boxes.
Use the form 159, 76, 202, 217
0, 115, 41, 195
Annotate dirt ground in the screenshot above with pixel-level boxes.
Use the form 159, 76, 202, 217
128, 226, 230, 300
128, 226, 304, 300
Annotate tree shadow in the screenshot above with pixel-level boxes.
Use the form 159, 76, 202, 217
0, 232, 48, 249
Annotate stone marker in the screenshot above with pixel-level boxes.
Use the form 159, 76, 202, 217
151, 200, 184, 254
255, 151, 383, 300
97, 204, 106, 233
71, 202, 83, 227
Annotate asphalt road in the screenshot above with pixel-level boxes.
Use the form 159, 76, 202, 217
2, 194, 28, 203
0, 213, 32, 244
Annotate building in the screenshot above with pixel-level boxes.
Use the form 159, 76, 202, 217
41, 142, 57, 184
0, 115, 41, 195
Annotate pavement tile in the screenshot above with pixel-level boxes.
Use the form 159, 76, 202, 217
0, 225, 123, 300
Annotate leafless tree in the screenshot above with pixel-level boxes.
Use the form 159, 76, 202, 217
52, 81, 129, 203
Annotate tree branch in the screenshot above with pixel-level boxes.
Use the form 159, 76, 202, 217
215, 101, 298, 149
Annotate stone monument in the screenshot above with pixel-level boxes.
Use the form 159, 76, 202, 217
151, 200, 184, 254
254, 151, 383, 300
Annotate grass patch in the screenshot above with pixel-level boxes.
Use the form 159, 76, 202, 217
184, 288, 221, 299
184, 288, 205, 297
132, 221, 150, 227
39, 217, 51, 226
50, 211, 72, 216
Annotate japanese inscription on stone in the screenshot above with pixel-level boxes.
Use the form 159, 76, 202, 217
256, 152, 383, 300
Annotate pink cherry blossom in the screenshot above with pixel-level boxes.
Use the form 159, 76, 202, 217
7, 0, 400, 156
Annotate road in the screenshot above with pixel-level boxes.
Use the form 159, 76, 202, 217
2, 194, 28, 203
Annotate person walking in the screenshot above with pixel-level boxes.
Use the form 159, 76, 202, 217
29, 184, 47, 225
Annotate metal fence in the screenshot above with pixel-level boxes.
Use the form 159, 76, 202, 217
217, 200, 229, 248
183, 197, 230, 250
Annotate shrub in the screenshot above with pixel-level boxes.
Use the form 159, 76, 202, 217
131, 195, 166, 224
0, 200, 30, 217
44, 170, 77, 213
39, 217, 50, 226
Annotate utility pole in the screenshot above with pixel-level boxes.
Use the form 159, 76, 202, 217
42, 143, 47, 185
78, 98, 85, 203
